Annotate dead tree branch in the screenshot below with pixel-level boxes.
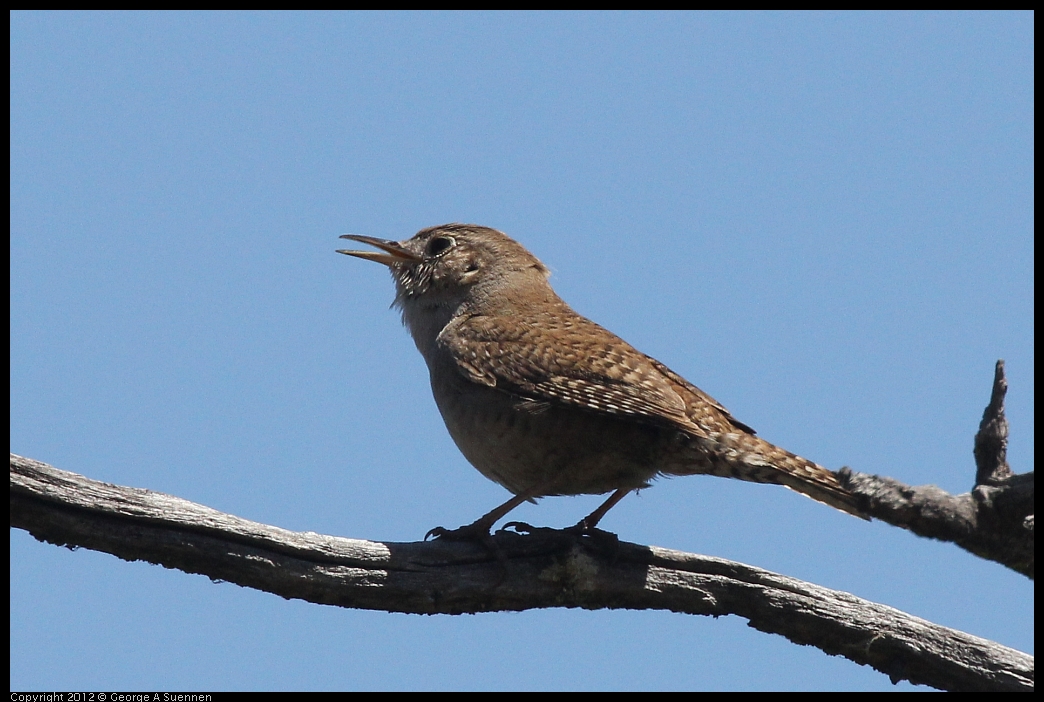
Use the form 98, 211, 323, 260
10, 453, 1033, 692
838, 361, 1033, 578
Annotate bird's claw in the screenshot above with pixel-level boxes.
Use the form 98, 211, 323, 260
499, 521, 542, 535
502, 520, 619, 554
424, 523, 492, 542
424, 526, 448, 541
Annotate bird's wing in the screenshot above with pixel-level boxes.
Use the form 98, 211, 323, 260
437, 312, 754, 437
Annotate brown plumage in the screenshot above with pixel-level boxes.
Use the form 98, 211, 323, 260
338, 223, 867, 537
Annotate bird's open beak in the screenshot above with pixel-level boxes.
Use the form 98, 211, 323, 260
337, 235, 422, 267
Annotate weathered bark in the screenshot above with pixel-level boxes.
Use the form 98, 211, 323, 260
839, 362, 1033, 578
10, 453, 1033, 692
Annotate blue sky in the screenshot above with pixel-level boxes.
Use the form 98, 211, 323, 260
11, 11, 1033, 691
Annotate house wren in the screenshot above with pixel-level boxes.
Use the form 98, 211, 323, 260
338, 224, 866, 538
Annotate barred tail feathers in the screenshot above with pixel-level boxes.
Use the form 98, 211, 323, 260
668, 431, 868, 520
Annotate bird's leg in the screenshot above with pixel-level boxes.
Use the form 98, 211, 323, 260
574, 487, 632, 532
425, 491, 536, 542
547, 487, 631, 556
506, 486, 635, 538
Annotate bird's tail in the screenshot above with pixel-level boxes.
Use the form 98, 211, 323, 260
668, 432, 869, 520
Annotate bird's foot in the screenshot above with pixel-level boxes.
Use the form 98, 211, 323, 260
499, 521, 557, 536
564, 520, 621, 556
424, 521, 494, 543
502, 520, 620, 556
426, 520, 515, 585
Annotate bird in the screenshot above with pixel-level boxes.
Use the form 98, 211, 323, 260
338, 223, 867, 539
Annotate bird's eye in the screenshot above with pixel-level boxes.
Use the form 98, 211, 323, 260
426, 236, 454, 257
